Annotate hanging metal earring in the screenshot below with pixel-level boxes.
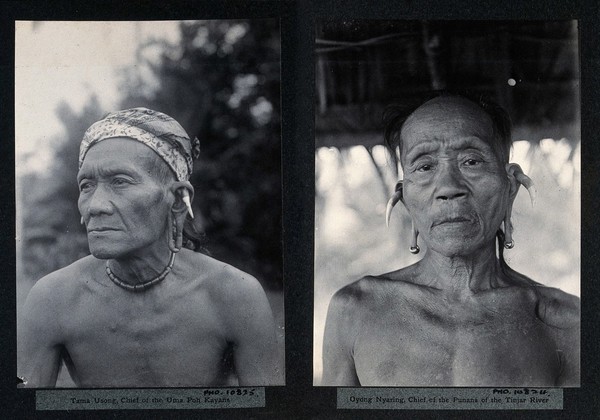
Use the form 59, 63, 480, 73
80, 217, 85, 225
409, 223, 420, 254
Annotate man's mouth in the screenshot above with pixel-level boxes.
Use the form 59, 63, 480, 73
88, 227, 119, 233
433, 216, 473, 226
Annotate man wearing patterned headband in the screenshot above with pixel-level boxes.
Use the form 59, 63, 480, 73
18, 108, 281, 387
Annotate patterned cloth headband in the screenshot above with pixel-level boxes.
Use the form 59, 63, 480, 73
79, 107, 200, 181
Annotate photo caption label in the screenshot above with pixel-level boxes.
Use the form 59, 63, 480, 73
36, 388, 265, 410
337, 387, 562, 410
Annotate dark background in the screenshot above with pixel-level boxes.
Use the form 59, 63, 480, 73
1, 0, 599, 418
315, 20, 579, 147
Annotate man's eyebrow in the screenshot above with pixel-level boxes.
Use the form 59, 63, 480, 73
452, 138, 500, 159
404, 142, 439, 162
448, 136, 491, 150
77, 166, 139, 182
99, 167, 137, 176
76, 171, 90, 182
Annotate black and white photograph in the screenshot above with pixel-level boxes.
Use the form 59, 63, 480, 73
314, 20, 581, 387
4, 0, 600, 416
15, 19, 284, 388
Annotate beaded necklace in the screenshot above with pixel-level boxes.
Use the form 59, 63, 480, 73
105, 252, 176, 292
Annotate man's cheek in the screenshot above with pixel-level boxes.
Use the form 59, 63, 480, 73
135, 206, 160, 225
77, 198, 87, 217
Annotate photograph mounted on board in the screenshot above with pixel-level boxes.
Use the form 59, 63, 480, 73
16, 19, 284, 387
314, 20, 580, 387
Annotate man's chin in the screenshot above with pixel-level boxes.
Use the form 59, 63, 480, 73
89, 249, 121, 260
428, 236, 489, 257
87, 243, 127, 260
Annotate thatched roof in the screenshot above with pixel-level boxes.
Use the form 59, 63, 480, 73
316, 20, 579, 149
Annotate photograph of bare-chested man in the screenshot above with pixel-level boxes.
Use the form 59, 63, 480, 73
314, 20, 580, 387
16, 20, 284, 387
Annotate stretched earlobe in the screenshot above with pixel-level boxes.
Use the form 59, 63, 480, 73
384, 180, 420, 254
503, 204, 514, 250
385, 180, 403, 227
506, 163, 536, 206
410, 222, 420, 254
168, 213, 183, 253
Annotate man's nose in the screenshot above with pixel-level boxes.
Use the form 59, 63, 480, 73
86, 184, 114, 216
434, 163, 468, 201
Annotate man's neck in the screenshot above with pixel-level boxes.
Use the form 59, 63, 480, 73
108, 241, 174, 286
417, 243, 508, 299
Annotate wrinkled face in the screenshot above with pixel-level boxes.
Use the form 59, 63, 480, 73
400, 97, 510, 257
77, 137, 172, 259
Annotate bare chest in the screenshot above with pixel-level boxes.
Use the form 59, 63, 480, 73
353, 293, 560, 387
61, 287, 231, 387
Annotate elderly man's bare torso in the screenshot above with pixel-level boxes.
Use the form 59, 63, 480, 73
322, 266, 580, 387
19, 249, 278, 387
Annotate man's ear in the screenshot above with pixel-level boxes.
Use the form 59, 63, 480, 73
505, 163, 521, 203
170, 181, 195, 216
167, 181, 194, 253
385, 180, 404, 227
506, 163, 536, 206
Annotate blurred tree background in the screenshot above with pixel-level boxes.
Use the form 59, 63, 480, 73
18, 20, 282, 298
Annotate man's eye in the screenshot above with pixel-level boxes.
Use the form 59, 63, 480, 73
79, 182, 93, 192
112, 178, 129, 186
417, 164, 434, 172
464, 159, 481, 166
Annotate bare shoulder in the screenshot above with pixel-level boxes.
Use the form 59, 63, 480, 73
532, 286, 580, 386
328, 276, 379, 314
183, 250, 268, 309
335, 262, 427, 302
324, 279, 373, 354
24, 255, 101, 307
183, 252, 275, 350
534, 286, 580, 329
329, 268, 422, 319
20, 255, 101, 348
330, 277, 374, 305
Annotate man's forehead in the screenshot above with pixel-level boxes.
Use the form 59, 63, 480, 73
403, 97, 493, 136
400, 97, 495, 152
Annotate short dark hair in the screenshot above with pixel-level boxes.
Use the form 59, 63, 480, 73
383, 91, 513, 165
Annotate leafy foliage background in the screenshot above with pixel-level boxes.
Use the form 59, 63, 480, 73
19, 20, 282, 294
